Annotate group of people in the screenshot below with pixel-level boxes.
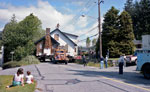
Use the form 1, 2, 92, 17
6, 68, 34, 88
82, 54, 109, 68
82, 53, 126, 75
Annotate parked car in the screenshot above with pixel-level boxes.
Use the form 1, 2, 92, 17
125, 51, 137, 64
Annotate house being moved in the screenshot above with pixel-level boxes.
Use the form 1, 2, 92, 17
35, 27, 78, 58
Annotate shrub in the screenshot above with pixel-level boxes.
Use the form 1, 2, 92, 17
3, 55, 40, 69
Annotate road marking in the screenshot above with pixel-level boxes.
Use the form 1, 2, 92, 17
102, 76, 150, 92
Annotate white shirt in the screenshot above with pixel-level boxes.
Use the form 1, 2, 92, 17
26, 75, 33, 84
14, 74, 24, 82
118, 56, 125, 63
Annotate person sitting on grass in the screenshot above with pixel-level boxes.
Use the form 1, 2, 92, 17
6, 68, 24, 88
25, 71, 34, 84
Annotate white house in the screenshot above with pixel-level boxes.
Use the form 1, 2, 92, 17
50, 28, 78, 56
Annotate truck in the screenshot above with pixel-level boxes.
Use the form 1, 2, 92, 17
136, 35, 150, 79
35, 28, 68, 64
125, 51, 137, 64
53, 47, 69, 64
136, 50, 150, 79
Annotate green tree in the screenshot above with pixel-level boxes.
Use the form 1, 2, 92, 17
124, 0, 134, 16
86, 37, 91, 47
137, 0, 150, 39
2, 13, 43, 62
101, 6, 119, 57
92, 38, 96, 46
2, 14, 18, 62
118, 11, 135, 55
124, 0, 150, 40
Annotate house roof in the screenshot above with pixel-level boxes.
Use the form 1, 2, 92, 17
50, 28, 77, 46
34, 36, 59, 45
62, 32, 78, 37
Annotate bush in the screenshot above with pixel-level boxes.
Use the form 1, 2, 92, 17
3, 55, 40, 69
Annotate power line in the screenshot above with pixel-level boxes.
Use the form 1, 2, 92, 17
61, 0, 96, 30
79, 25, 98, 37
78, 33, 98, 42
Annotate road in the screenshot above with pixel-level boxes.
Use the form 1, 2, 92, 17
0, 63, 150, 92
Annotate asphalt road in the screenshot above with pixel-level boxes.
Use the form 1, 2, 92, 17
0, 63, 150, 92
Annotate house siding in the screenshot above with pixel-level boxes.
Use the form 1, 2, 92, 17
51, 30, 77, 56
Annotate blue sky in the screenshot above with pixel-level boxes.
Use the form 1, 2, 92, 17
0, 0, 128, 46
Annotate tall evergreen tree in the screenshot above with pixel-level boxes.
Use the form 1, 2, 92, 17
101, 6, 119, 57
124, 0, 134, 16
118, 11, 135, 55
137, 0, 150, 39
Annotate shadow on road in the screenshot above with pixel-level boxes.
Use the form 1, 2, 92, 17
68, 69, 150, 86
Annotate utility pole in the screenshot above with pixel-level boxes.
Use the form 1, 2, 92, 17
98, 0, 103, 60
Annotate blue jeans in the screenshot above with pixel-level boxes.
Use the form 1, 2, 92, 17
100, 61, 104, 69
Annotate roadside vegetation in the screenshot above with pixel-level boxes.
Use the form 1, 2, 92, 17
0, 75, 36, 92
3, 56, 40, 69
75, 58, 118, 68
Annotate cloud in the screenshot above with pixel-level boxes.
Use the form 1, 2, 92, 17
76, 16, 88, 28
0, 0, 102, 46
0, 0, 73, 30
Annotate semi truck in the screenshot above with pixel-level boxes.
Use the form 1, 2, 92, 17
136, 35, 150, 79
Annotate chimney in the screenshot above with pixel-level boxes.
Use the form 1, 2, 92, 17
46, 28, 50, 35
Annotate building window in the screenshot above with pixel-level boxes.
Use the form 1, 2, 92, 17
54, 34, 59, 41
40, 43, 42, 49
75, 48, 76, 52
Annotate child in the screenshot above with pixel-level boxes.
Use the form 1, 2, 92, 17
26, 71, 34, 84
6, 68, 24, 88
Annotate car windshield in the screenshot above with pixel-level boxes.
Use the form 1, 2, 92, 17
57, 51, 64, 53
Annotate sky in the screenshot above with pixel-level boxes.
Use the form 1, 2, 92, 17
0, 0, 128, 46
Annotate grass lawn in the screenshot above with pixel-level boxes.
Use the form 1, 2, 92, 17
0, 75, 36, 92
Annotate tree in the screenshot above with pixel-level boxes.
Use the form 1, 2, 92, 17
2, 13, 43, 62
92, 39, 96, 46
2, 14, 18, 62
86, 37, 91, 47
124, 0, 150, 40
137, 0, 150, 39
118, 11, 135, 55
124, 0, 134, 16
101, 6, 119, 57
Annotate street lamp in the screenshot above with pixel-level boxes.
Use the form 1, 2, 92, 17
10, 51, 14, 62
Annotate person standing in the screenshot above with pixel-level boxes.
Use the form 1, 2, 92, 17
118, 54, 125, 74
82, 54, 86, 67
100, 56, 104, 69
105, 55, 108, 68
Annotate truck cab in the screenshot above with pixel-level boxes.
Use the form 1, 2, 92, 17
53, 48, 68, 64
136, 50, 150, 79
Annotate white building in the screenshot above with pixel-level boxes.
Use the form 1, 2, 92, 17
50, 28, 78, 56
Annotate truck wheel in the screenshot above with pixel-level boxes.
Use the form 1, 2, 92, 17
65, 61, 68, 65
143, 65, 150, 79
134, 59, 137, 65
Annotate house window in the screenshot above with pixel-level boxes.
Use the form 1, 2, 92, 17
40, 43, 42, 49
54, 34, 59, 41
75, 48, 76, 52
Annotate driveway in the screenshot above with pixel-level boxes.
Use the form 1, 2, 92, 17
0, 63, 150, 92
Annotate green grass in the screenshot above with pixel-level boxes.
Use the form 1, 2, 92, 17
75, 59, 116, 68
3, 56, 40, 69
108, 58, 119, 60
0, 75, 36, 92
